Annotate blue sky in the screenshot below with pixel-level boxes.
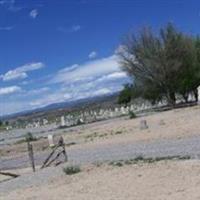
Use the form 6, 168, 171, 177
0, 0, 200, 115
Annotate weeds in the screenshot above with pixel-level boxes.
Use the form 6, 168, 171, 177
109, 155, 191, 167
129, 111, 136, 119
25, 132, 37, 142
63, 165, 81, 175
115, 131, 123, 135
109, 161, 124, 167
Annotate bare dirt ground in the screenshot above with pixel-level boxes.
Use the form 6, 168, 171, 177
1, 106, 200, 199
2, 160, 200, 200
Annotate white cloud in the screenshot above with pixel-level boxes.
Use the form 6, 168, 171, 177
16, 87, 49, 97
0, 86, 21, 95
51, 55, 122, 84
27, 87, 49, 95
0, 0, 22, 12
88, 51, 97, 59
29, 9, 39, 19
71, 25, 81, 32
58, 25, 81, 33
0, 0, 7, 5
29, 86, 111, 108
32, 55, 128, 108
0, 62, 44, 81
32, 87, 49, 94
0, 55, 130, 115
21, 80, 30, 85
93, 88, 111, 96
96, 72, 127, 82
1, 71, 28, 81
30, 91, 72, 107
0, 26, 14, 31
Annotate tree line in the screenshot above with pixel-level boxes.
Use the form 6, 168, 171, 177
118, 23, 200, 106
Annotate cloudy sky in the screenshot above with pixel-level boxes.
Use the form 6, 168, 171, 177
0, 0, 199, 115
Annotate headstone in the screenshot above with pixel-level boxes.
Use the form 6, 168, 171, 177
110, 111, 114, 118
130, 105, 134, 111
187, 93, 193, 102
48, 134, 55, 147
140, 120, 148, 130
65, 120, 70, 127
115, 107, 119, 112
121, 106, 126, 114
99, 109, 103, 115
103, 110, 108, 118
141, 103, 145, 110
125, 106, 129, 113
61, 116, 65, 127
43, 119, 48, 126
198, 86, 200, 103
79, 118, 84, 123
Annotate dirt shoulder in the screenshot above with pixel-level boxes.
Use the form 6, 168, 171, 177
2, 159, 200, 200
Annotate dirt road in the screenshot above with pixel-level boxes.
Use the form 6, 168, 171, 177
1, 135, 200, 170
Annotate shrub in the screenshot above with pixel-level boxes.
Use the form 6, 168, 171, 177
63, 165, 81, 175
115, 130, 123, 135
109, 160, 124, 167
129, 111, 136, 119
25, 132, 37, 142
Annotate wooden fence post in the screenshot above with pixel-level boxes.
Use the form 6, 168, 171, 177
59, 136, 68, 162
27, 141, 35, 172
41, 136, 68, 169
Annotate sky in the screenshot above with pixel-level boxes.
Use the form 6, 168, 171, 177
0, 0, 200, 116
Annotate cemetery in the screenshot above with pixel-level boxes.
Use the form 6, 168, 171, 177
3, 85, 200, 133
1, 2, 200, 199
1, 103, 200, 199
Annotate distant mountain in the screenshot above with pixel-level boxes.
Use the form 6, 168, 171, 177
2, 92, 120, 121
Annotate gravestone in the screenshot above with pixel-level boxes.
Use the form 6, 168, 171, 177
79, 118, 84, 123
43, 118, 48, 126
115, 107, 119, 112
110, 111, 114, 118
188, 93, 193, 102
140, 120, 148, 130
125, 106, 129, 113
61, 116, 65, 127
48, 134, 55, 148
198, 86, 200, 103
120, 106, 126, 115
130, 105, 134, 111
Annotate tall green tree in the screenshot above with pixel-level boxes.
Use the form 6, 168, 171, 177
118, 84, 132, 105
118, 23, 200, 105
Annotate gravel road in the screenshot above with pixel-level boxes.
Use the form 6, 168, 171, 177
1, 135, 200, 194
1, 135, 200, 170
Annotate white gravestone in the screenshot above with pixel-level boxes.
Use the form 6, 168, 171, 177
130, 105, 134, 111
48, 134, 55, 148
61, 116, 65, 127
121, 106, 126, 115
198, 86, 200, 103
